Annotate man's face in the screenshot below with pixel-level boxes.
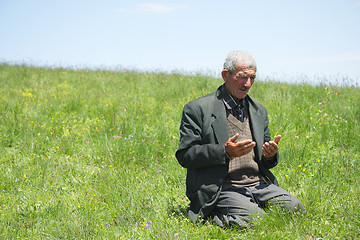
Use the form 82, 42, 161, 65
222, 62, 256, 100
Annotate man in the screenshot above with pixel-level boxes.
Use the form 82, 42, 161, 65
176, 50, 305, 228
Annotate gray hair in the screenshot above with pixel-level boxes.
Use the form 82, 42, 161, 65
223, 50, 257, 73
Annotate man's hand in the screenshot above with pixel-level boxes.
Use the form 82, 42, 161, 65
225, 133, 256, 158
262, 135, 281, 159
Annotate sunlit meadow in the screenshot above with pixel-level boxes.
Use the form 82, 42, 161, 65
0, 64, 359, 239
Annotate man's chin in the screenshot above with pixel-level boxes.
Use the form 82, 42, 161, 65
235, 91, 248, 99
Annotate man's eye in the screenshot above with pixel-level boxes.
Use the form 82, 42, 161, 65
236, 74, 256, 80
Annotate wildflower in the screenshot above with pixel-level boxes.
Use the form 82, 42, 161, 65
174, 233, 179, 237
145, 221, 152, 229
106, 224, 111, 228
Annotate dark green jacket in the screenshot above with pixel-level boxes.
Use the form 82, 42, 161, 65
175, 86, 279, 222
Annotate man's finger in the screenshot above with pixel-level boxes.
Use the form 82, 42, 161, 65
239, 141, 256, 152
237, 139, 254, 145
274, 135, 281, 144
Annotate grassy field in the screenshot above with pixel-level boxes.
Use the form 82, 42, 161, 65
0, 64, 359, 239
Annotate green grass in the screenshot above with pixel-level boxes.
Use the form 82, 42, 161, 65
0, 64, 359, 239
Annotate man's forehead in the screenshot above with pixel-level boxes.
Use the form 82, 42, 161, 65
235, 62, 256, 72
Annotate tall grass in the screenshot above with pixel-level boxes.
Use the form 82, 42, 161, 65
0, 64, 359, 239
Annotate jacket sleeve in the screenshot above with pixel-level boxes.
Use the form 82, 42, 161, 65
175, 102, 227, 169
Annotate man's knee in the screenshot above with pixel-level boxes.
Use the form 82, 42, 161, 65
269, 195, 306, 213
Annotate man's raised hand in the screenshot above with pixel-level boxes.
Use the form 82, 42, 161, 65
225, 133, 256, 158
262, 135, 281, 159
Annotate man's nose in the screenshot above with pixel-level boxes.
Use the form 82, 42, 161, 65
243, 77, 252, 87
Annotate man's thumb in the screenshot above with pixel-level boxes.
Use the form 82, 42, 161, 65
230, 133, 239, 142
274, 135, 281, 144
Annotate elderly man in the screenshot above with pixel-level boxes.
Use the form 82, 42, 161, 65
176, 50, 305, 228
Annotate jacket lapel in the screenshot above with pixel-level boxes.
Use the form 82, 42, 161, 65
248, 96, 265, 162
211, 91, 229, 144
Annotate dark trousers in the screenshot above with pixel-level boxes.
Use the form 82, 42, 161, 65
212, 180, 306, 228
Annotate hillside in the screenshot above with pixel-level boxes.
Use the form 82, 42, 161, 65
0, 64, 359, 239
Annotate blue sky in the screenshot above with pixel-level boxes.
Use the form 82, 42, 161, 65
1, 0, 360, 85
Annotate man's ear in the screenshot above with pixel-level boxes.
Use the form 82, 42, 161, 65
221, 69, 229, 81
